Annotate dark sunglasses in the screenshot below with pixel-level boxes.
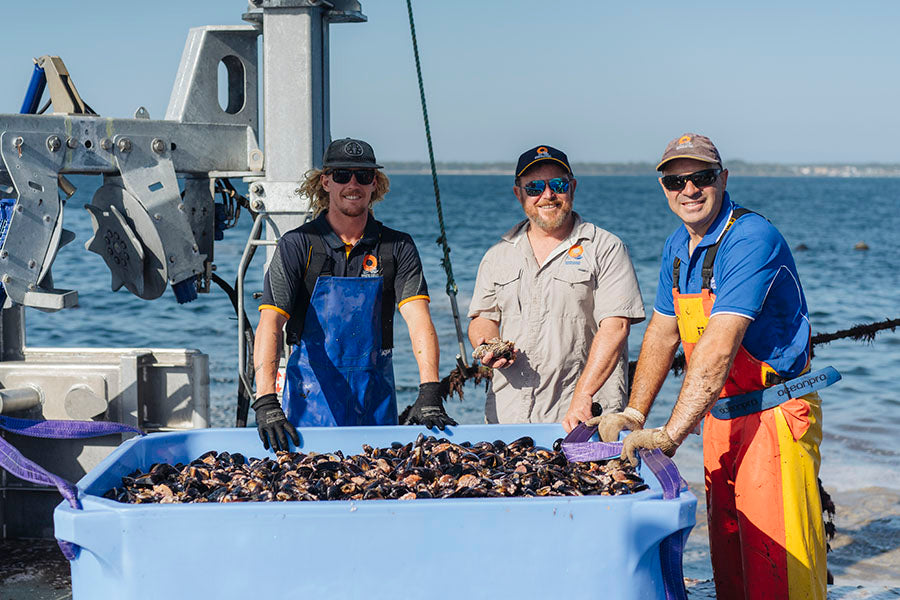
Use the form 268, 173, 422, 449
660, 168, 721, 192
329, 168, 376, 185
521, 177, 572, 197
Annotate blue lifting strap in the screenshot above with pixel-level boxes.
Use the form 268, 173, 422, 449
710, 366, 841, 420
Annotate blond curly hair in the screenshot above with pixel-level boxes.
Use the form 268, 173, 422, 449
299, 168, 390, 217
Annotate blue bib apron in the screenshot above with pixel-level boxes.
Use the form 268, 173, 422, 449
283, 275, 398, 426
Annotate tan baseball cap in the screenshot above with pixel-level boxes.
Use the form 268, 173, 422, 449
656, 133, 722, 171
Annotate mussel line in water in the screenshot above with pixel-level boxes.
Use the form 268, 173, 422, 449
103, 434, 648, 504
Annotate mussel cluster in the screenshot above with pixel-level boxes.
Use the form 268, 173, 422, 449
104, 434, 648, 504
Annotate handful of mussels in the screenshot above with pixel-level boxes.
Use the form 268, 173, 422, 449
104, 433, 648, 504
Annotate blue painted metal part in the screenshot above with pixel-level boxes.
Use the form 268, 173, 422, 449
20, 62, 47, 115
172, 277, 198, 303
55, 425, 697, 600
0, 198, 16, 307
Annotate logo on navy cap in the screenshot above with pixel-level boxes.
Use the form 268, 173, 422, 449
343, 141, 364, 157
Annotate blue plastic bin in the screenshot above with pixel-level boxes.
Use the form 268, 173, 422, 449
55, 425, 696, 600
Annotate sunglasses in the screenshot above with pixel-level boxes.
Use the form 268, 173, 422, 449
660, 168, 721, 192
521, 177, 572, 197
329, 169, 376, 185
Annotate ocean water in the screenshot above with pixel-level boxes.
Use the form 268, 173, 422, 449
17, 174, 900, 592
25, 174, 900, 495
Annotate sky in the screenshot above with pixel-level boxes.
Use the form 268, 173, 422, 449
1, 1, 898, 164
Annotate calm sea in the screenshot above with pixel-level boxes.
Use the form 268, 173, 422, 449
26, 174, 900, 493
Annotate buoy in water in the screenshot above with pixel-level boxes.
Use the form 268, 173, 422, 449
854, 241, 869, 251
795, 243, 809, 251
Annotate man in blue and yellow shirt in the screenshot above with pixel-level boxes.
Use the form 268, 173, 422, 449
593, 133, 825, 600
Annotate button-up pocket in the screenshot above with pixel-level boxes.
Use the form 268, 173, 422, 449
494, 267, 523, 315
552, 267, 594, 317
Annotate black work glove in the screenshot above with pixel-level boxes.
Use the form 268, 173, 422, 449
402, 382, 457, 430
252, 393, 299, 451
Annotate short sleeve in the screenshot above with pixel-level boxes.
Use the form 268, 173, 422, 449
711, 222, 785, 319
393, 233, 430, 307
653, 239, 677, 316
259, 231, 307, 317
591, 236, 645, 324
467, 249, 501, 322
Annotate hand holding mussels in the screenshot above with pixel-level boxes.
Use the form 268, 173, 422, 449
472, 338, 515, 362
104, 434, 648, 504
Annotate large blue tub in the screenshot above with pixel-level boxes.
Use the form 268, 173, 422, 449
55, 425, 696, 599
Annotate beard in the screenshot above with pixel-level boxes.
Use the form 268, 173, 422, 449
527, 204, 572, 232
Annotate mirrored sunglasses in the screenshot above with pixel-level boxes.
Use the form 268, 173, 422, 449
521, 177, 571, 197
330, 169, 376, 185
660, 168, 721, 192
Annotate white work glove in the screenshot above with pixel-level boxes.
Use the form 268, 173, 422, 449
584, 406, 646, 442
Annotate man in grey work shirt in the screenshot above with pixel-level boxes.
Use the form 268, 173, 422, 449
467, 145, 645, 430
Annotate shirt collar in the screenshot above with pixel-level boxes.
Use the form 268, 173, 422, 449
674, 192, 734, 259
501, 211, 588, 245
315, 211, 381, 250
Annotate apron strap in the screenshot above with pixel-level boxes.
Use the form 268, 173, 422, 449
699, 206, 754, 288
378, 229, 396, 350
672, 257, 682, 294
671, 207, 756, 293
287, 232, 334, 344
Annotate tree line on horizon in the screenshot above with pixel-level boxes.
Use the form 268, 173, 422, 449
383, 159, 900, 176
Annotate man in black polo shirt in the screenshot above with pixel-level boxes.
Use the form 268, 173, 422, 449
252, 138, 456, 450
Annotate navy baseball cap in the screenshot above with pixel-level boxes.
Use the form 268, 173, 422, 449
515, 145, 572, 177
323, 138, 383, 169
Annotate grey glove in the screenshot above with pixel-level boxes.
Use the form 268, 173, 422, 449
585, 407, 646, 442
621, 427, 679, 466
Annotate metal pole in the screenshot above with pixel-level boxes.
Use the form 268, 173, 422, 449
0, 385, 41, 415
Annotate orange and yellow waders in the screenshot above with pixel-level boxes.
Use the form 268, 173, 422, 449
673, 227, 826, 599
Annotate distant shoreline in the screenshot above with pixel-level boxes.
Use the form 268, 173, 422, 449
384, 161, 900, 178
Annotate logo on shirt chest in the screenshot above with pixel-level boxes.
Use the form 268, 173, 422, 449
564, 243, 584, 265
361, 254, 380, 277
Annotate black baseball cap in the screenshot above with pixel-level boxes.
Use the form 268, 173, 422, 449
323, 138, 383, 169
515, 145, 572, 177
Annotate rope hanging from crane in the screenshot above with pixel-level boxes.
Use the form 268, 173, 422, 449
405, 0, 470, 372
400, 1, 899, 410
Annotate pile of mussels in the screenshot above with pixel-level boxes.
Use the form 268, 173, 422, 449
104, 434, 648, 504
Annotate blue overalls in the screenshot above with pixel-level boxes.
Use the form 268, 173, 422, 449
282, 235, 398, 427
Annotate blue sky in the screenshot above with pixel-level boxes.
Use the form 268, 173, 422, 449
2, 1, 898, 164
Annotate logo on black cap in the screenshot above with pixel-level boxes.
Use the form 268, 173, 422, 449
343, 141, 364, 157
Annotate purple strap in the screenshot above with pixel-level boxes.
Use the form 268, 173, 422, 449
562, 422, 626, 461
637, 448, 684, 500
561, 424, 684, 500
562, 441, 624, 462
0, 434, 80, 508
659, 530, 689, 600
0, 416, 143, 561
562, 422, 598, 443
0, 415, 142, 438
